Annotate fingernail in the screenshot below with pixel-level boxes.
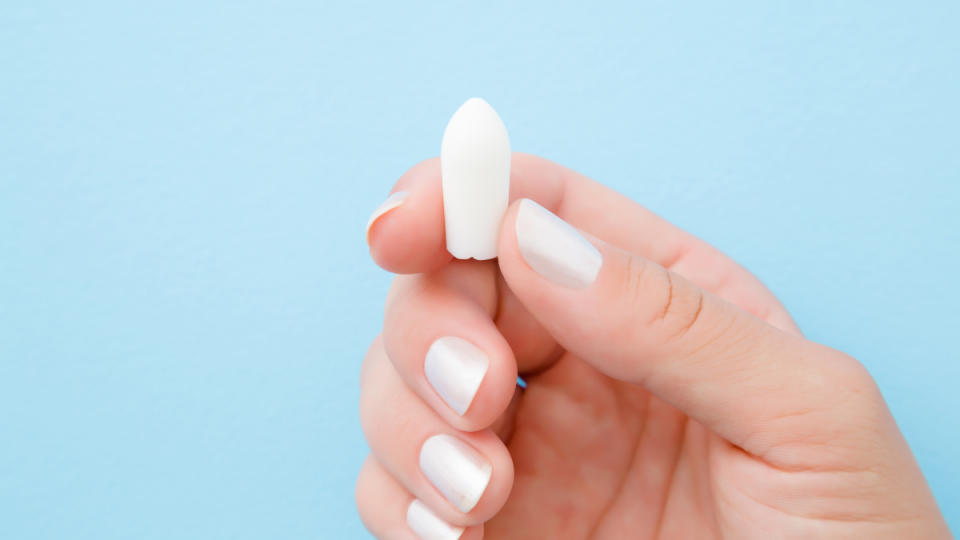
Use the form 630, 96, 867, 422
419, 434, 492, 513
365, 191, 409, 244
425, 337, 489, 416
515, 199, 602, 288
407, 499, 464, 540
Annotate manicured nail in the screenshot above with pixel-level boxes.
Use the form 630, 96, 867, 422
515, 199, 602, 288
407, 499, 464, 540
365, 191, 409, 244
420, 434, 492, 513
425, 337, 489, 415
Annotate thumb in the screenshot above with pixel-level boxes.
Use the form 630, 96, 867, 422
497, 199, 881, 460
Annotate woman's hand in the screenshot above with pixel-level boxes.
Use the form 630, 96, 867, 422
356, 154, 950, 539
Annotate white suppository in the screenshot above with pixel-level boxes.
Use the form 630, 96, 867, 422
441, 98, 511, 260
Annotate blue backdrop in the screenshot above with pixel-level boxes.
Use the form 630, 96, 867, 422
2, 1, 958, 538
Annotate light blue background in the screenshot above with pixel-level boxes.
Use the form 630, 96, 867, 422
2, 1, 958, 538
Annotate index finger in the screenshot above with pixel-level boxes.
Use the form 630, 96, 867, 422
366, 153, 798, 333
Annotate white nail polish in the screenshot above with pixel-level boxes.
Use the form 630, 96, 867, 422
424, 337, 489, 416
515, 199, 603, 288
440, 98, 511, 260
365, 191, 409, 243
407, 499, 464, 540
419, 434, 492, 513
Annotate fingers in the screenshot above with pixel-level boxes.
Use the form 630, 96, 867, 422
359, 337, 514, 525
356, 456, 484, 540
366, 158, 452, 274
366, 153, 797, 332
382, 260, 518, 431
497, 199, 881, 460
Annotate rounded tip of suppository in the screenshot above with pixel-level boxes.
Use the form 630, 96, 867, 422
457, 96, 496, 115
443, 98, 509, 143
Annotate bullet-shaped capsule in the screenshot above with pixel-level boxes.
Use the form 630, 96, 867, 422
441, 98, 511, 260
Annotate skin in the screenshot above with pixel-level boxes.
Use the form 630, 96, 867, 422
356, 154, 951, 539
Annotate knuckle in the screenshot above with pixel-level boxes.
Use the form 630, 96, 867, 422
357, 361, 394, 445
617, 252, 645, 306
384, 274, 421, 327
645, 269, 707, 344
355, 458, 395, 540
354, 459, 377, 531
359, 335, 383, 389
614, 253, 658, 323
357, 384, 374, 438
611, 254, 710, 350
825, 349, 883, 405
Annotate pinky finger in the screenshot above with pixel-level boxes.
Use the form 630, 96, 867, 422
356, 456, 484, 540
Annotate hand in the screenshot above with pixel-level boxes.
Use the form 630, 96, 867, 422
356, 154, 950, 539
